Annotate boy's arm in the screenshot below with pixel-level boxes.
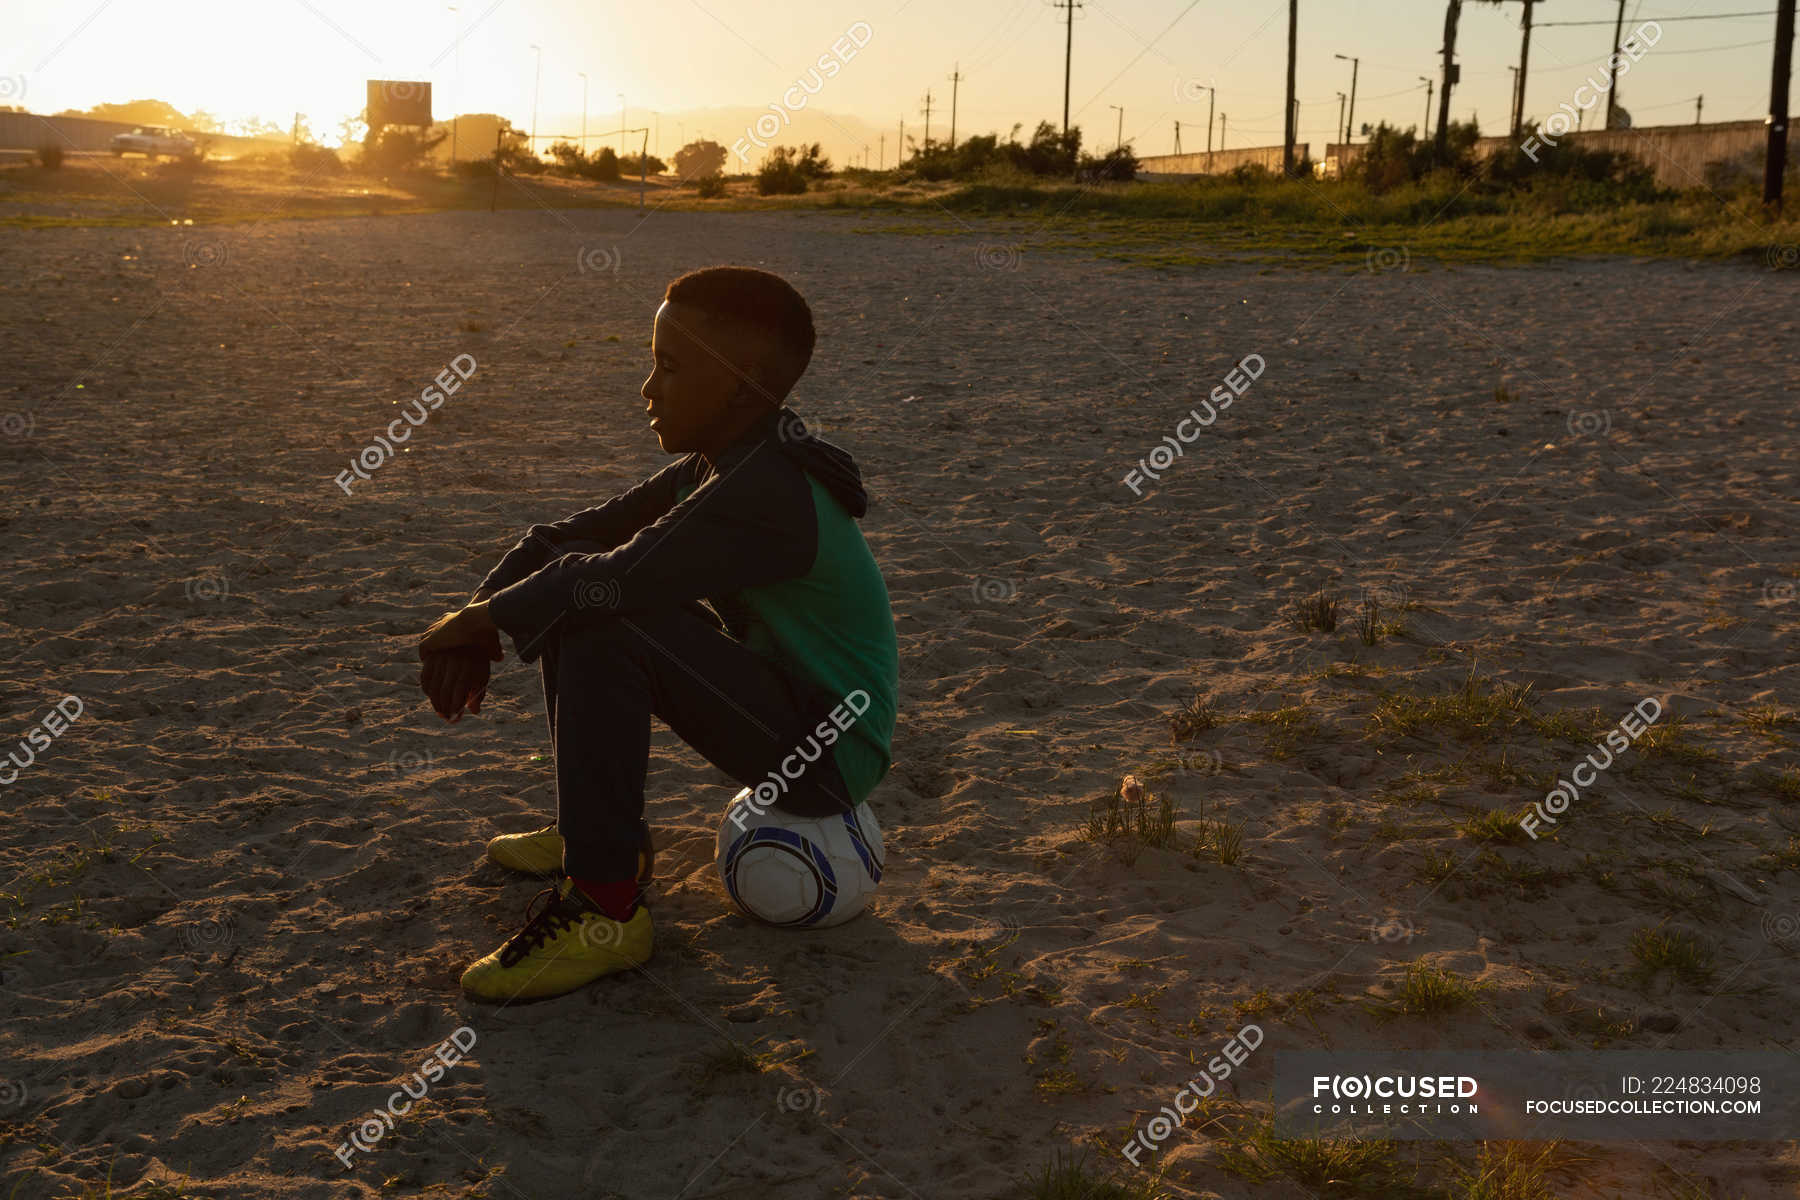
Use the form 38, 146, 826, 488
485, 441, 817, 662
473, 454, 696, 601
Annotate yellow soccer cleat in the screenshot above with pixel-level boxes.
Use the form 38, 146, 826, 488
460, 877, 653, 1003
485, 819, 655, 883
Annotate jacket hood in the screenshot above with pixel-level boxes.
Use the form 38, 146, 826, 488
746, 406, 869, 519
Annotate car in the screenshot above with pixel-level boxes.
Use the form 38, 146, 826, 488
109, 126, 199, 161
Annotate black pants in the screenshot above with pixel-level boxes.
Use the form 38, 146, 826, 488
537, 596, 855, 881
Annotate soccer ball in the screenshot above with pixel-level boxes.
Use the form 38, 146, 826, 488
715, 788, 884, 928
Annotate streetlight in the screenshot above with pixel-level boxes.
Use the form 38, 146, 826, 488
1335, 91, 1347, 145
578, 71, 587, 155
448, 4, 461, 162
1418, 76, 1434, 140
529, 43, 541, 158
1108, 104, 1123, 153
1202, 85, 1215, 154
1508, 65, 1520, 134
1333, 53, 1359, 143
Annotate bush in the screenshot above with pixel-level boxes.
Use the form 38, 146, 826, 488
361, 126, 446, 172
36, 143, 63, 169
695, 173, 727, 198
452, 158, 497, 178
289, 142, 342, 173
1076, 145, 1137, 182
756, 146, 809, 195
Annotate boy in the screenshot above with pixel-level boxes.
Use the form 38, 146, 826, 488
417, 265, 899, 1004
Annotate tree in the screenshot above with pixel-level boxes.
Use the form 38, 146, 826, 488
56, 98, 188, 126
672, 139, 727, 180
756, 145, 810, 194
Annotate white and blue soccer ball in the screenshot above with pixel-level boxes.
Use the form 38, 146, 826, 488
715, 788, 884, 928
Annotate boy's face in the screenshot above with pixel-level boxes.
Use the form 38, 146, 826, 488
641, 300, 767, 457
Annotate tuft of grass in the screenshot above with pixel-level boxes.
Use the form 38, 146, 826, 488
1216, 1116, 1403, 1195
1418, 849, 1459, 884
1459, 808, 1530, 844
1628, 926, 1716, 988
1393, 962, 1482, 1015
1246, 705, 1327, 760
1356, 596, 1384, 646
1084, 782, 1179, 850
1168, 692, 1222, 743
1444, 1140, 1576, 1200
1293, 590, 1341, 633
1369, 668, 1587, 746
1633, 718, 1720, 765
1019, 1147, 1169, 1200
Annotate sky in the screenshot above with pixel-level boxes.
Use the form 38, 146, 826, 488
1, 0, 1786, 164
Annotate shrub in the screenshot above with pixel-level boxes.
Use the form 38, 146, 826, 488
756, 147, 809, 195
289, 142, 342, 173
36, 143, 64, 169
695, 173, 727, 198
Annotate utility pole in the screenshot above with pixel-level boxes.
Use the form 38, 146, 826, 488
899, 118, 905, 163
1284, 0, 1298, 174
1219, 112, 1226, 150
1696, 94, 1703, 125
1605, 0, 1626, 129
862, 143, 870, 168
1173, 121, 1182, 155
1336, 92, 1347, 145
618, 92, 626, 153
1420, 76, 1434, 139
1435, 0, 1461, 160
879, 132, 885, 169
529, 42, 541, 158
1335, 54, 1359, 145
1767, 0, 1795, 210
1508, 66, 1520, 134
1055, 0, 1082, 137
1207, 88, 1215, 152
921, 90, 934, 153
947, 63, 962, 151
578, 72, 587, 154
1511, 0, 1537, 140
1109, 103, 1123, 152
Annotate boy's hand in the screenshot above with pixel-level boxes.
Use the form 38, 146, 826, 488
419, 601, 500, 655
419, 603, 504, 724
422, 647, 492, 723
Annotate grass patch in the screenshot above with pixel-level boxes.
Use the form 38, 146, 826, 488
1391, 962, 1483, 1015
1628, 926, 1716, 988
1443, 1140, 1581, 1200
1216, 1117, 1406, 1195
1293, 590, 1341, 633
1246, 705, 1327, 760
1018, 1147, 1168, 1200
1083, 779, 1179, 850
1459, 808, 1530, 844
1168, 693, 1223, 743
1633, 718, 1720, 765
1369, 669, 1593, 747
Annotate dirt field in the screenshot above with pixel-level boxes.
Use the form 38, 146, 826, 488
2, 200, 1798, 1198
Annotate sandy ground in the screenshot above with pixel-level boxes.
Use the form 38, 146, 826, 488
1, 202, 1798, 1199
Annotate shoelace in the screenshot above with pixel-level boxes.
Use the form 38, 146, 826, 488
497, 885, 582, 967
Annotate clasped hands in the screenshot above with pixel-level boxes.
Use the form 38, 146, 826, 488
419, 601, 503, 723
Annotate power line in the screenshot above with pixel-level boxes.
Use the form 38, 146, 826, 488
1536, 8, 1775, 24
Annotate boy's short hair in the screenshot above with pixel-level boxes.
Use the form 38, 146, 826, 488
664, 266, 815, 404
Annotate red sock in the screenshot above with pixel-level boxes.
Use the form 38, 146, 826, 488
571, 875, 641, 921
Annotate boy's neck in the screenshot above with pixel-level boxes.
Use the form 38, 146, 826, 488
700, 404, 781, 470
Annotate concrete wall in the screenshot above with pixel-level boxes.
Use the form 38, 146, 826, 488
1136, 144, 1296, 177
1315, 119, 1789, 189
0, 111, 286, 157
